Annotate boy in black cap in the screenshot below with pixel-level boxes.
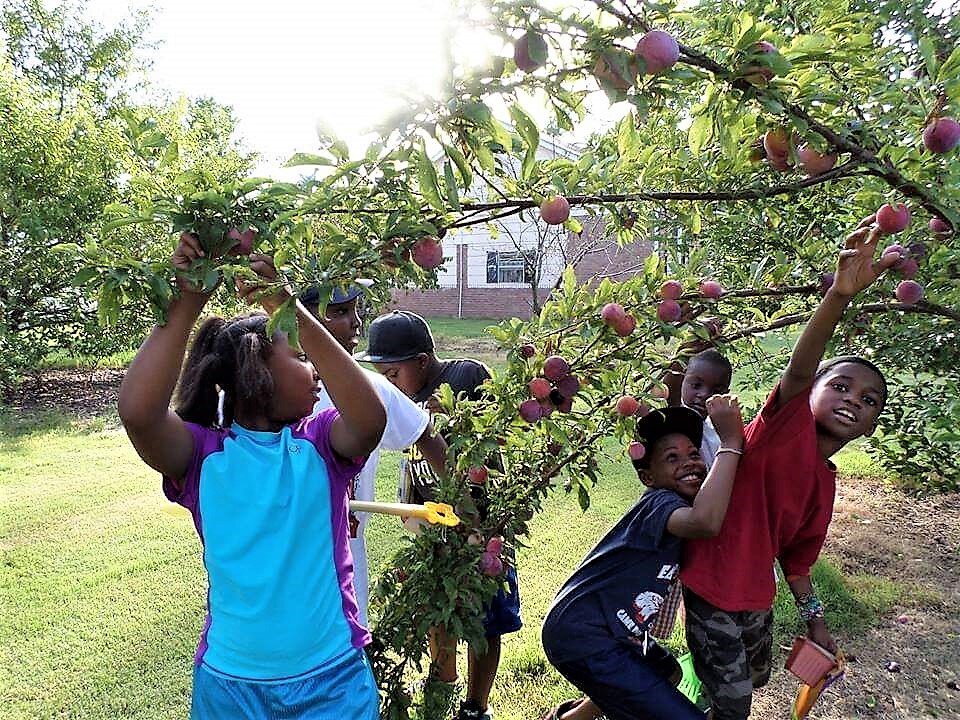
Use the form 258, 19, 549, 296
540, 395, 744, 720
356, 310, 515, 720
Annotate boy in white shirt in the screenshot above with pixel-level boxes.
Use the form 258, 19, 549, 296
302, 286, 448, 626
679, 349, 733, 467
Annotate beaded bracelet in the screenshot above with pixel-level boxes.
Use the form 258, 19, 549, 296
796, 592, 826, 622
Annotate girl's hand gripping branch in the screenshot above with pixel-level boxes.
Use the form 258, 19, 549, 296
118, 233, 213, 481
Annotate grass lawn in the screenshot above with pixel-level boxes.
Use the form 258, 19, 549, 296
4, 319, 904, 719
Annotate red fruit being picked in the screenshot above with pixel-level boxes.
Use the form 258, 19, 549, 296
660, 280, 682, 301
227, 227, 257, 256
519, 399, 543, 423
542, 355, 570, 382
601, 302, 627, 326
819, 272, 835, 297
528, 377, 552, 400
468, 466, 488, 484
627, 441, 646, 461
635, 30, 680, 75
486, 536, 504, 555
895, 280, 924, 305
479, 552, 504, 576
616, 395, 640, 417
897, 258, 919, 279
657, 299, 682, 323
412, 236, 444, 269
876, 203, 911, 234
922, 117, 960, 154
699, 280, 723, 299
514, 31, 548, 74
540, 196, 571, 225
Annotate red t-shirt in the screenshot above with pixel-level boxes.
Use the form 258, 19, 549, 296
680, 383, 836, 611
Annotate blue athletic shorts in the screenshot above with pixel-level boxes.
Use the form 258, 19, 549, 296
482, 564, 523, 637
551, 641, 703, 720
190, 648, 378, 719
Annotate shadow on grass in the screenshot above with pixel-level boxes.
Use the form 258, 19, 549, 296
0, 407, 117, 453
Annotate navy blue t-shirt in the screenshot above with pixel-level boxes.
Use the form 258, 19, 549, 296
542, 488, 689, 663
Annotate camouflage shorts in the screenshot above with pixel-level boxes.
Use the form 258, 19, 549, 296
682, 588, 773, 720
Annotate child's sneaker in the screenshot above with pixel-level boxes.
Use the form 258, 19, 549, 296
456, 699, 493, 720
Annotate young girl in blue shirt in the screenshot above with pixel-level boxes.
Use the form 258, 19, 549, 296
118, 233, 386, 719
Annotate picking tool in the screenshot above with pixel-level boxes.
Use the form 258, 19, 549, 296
349, 500, 461, 527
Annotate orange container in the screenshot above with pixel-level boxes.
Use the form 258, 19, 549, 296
785, 637, 837, 686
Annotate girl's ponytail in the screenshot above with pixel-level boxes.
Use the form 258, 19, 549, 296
175, 317, 227, 426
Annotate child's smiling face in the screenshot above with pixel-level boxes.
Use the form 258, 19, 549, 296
642, 432, 708, 501
810, 362, 885, 442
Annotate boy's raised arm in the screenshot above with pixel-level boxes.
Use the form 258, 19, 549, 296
778, 216, 898, 409
666, 394, 744, 539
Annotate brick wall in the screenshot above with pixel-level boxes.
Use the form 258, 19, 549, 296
390, 222, 654, 318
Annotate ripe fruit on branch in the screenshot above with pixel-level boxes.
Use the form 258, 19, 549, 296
895, 280, 924, 305
543, 355, 570, 382
378, 238, 411, 268
412, 236, 444, 269
876, 203, 911, 234
486, 536, 504, 555
922, 117, 960, 154
592, 52, 637, 91
514, 31, 547, 73
897, 258, 919, 279
601, 302, 627, 326
227, 227, 256, 256
929, 217, 952, 235
635, 30, 679, 75
468, 466, 488, 484
908, 241, 927, 259
763, 128, 791, 157
616, 395, 640, 417
479, 552, 503, 576
613, 313, 637, 337
660, 280, 682, 301
699, 280, 723, 299
519, 343, 536, 359
657, 299, 682, 323
743, 41, 777, 85
819, 273, 835, 297
529, 377, 552, 400
627, 442, 646, 461
556, 374, 580, 399
797, 145, 837, 176
540, 196, 571, 225
519, 399, 543, 423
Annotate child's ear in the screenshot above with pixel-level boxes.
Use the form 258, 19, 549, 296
637, 469, 655, 488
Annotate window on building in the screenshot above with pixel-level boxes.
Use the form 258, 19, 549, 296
486, 251, 534, 284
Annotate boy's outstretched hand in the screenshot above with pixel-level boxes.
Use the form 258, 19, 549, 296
706, 394, 745, 449
235, 254, 291, 312
831, 215, 901, 298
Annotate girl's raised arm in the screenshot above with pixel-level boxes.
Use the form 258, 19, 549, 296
118, 234, 210, 481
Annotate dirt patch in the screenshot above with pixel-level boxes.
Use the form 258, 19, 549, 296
6, 368, 125, 419
752, 476, 960, 720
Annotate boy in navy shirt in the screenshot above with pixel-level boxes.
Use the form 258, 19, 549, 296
541, 395, 745, 720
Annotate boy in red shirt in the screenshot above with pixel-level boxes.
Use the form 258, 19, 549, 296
680, 216, 899, 720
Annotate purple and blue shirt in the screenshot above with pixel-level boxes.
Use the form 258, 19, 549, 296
163, 409, 369, 680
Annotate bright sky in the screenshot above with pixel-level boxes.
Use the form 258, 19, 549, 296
85, 0, 619, 176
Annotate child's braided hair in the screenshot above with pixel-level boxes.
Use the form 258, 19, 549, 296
175, 313, 276, 427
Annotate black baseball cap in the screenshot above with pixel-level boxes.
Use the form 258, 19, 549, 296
354, 310, 435, 363
300, 284, 364, 306
633, 406, 704, 468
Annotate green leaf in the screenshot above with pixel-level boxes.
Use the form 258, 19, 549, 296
564, 217, 583, 234
443, 161, 461, 212
918, 37, 937, 79
285, 152, 334, 167
415, 149, 445, 213
688, 113, 713, 156
937, 45, 960, 82
442, 143, 472, 188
